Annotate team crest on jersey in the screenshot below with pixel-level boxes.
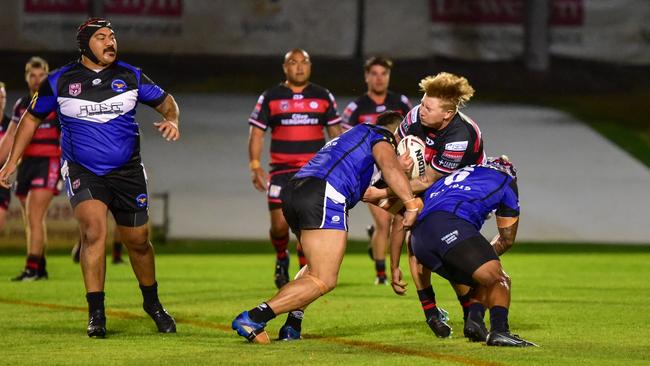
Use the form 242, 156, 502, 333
111, 79, 127, 93
280, 101, 289, 111
426, 136, 435, 146
92, 78, 101, 86
69, 83, 82, 97
136, 193, 148, 208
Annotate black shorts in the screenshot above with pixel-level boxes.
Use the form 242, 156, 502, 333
15, 156, 61, 197
62, 159, 149, 227
0, 186, 10, 209
267, 170, 298, 210
282, 177, 348, 237
410, 211, 498, 286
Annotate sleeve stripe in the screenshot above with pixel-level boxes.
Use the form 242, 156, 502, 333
327, 117, 342, 125
248, 118, 267, 129
341, 122, 353, 130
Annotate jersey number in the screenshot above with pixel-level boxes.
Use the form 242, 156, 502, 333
444, 167, 474, 185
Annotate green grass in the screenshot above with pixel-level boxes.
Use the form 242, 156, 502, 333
0, 242, 649, 365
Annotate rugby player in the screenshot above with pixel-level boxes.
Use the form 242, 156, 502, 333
232, 111, 419, 343
248, 48, 342, 289
0, 58, 60, 281
0, 82, 10, 232
364, 72, 489, 339
0, 18, 178, 337
340, 56, 412, 284
396, 157, 536, 347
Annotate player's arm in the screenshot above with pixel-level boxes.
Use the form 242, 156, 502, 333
364, 165, 443, 202
0, 112, 42, 188
372, 141, 421, 229
0, 122, 18, 164
153, 94, 180, 141
389, 214, 408, 295
248, 126, 266, 192
491, 217, 519, 256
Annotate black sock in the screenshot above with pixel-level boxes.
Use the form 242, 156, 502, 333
284, 310, 304, 331
248, 302, 276, 324
417, 286, 439, 320
140, 282, 160, 306
457, 292, 472, 321
375, 260, 386, 278
468, 302, 486, 321
112, 242, 122, 259
86, 291, 105, 313
489, 306, 509, 333
26, 254, 41, 271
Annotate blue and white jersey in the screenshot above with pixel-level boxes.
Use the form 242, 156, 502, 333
294, 123, 396, 208
28, 60, 167, 176
419, 165, 520, 230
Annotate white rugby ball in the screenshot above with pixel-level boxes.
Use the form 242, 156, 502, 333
397, 135, 426, 179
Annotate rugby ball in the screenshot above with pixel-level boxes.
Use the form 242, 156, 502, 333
397, 135, 427, 179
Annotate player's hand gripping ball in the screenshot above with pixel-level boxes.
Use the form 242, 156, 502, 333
397, 135, 426, 179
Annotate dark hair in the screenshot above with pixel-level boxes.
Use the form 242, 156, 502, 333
364, 56, 393, 73
375, 110, 403, 127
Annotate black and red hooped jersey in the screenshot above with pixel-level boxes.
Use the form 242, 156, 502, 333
341, 91, 411, 129
248, 83, 341, 172
12, 96, 60, 157
0, 114, 10, 140
398, 105, 485, 175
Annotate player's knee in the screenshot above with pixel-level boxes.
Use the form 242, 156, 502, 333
270, 224, 289, 238
80, 225, 106, 246
306, 273, 337, 295
123, 235, 150, 254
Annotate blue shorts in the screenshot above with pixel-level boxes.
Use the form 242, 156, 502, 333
282, 177, 348, 236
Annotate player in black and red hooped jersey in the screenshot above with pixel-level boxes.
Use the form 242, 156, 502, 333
341, 56, 412, 285
0, 58, 61, 281
0, 82, 11, 232
364, 72, 489, 341
248, 48, 342, 290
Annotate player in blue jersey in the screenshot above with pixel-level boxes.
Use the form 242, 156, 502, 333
232, 111, 421, 343
0, 18, 179, 338
394, 156, 536, 347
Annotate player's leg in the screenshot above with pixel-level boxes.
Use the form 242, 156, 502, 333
278, 264, 310, 341
24, 188, 55, 274
0, 187, 10, 232
111, 222, 124, 264
269, 208, 291, 288
368, 203, 391, 284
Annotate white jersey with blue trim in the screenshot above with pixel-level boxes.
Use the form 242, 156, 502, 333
28, 60, 167, 176
294, 123, 396, 208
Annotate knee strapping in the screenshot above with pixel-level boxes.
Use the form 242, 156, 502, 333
304, 274, 329, 295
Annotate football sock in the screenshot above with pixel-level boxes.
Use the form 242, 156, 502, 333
112, 241, 123, 260
457, 292, 472, 321
296, 243, 307, 268
468, 302, 486, 321
140, 282, 160, 306
489, 306, 509, 333
248, 302, 276, 324
270, 232, 289, 260
375, 259, 386, 278
417, 286, 439, 319
284, 310, 304, 331
86, 291, 105, 313
26, 255, 42, 271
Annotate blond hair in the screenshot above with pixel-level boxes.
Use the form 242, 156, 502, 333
0, 81, 5, 89
25, 56, 49, 76
419, 72, 474, 112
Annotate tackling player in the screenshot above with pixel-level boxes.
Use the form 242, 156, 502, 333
0, 18, 179, 337
394, 157, 536, 347
248, 49, 342, 289
232, 111, 419, 343
341, 56, 412, 284
0, 58, 61, 281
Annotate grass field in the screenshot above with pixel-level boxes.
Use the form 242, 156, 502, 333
0, 242, 649, 366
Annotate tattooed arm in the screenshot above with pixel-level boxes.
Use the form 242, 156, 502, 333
491, 217, 519, 256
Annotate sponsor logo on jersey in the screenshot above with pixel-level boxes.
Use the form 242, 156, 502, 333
111, 79, 127, 93
31, 177, 45, 186
280, 100, 289, 111
68, 83, 82, 97
92, 78, 101, 86
445, 141, 468, 151
442, 150, 465, 162
309, 101, 319, 109
376, 105, 386, 112
441, 230, 459, 244
332, 215, 340, 223
136, 193, 148, 208
438, 159, 460, 169
72, 179, 81, 190
426, 136, 435, 146
77, 102, 124, 118
293, 94, 304, 100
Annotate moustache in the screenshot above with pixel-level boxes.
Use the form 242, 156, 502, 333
104, 47, 116, 53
